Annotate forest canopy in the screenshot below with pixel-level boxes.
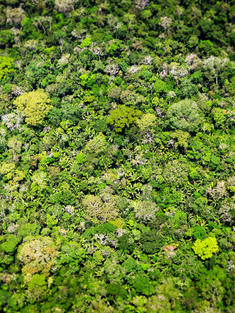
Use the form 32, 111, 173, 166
0, 0, 234, 312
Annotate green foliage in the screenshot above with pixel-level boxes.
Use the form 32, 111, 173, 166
58, 241, 86, 273
84, 133, 108, 155
211, 107, 227, 128
31, 170, 48, 190
107, 105, 142, 132
14, 90, 52, 126
107, 42, 120, 56
118, 233, 134, 252
0, 290, 10, 308
193, 226, 207, 240
49, 188, 76, 205
76, 152, 86, 164
199, 40, 216, 56
172, 211, 187, 229
28, 274, 47, 291
171, 130, 190, 150
82, 194, 119, 222
132, 274, 154, 296
136, 113, 157, 131
192, 237, 219, 260
17, 223, 40, 238
80, 37, 92, 48
0, 162, 15, 177
21, 17, 40, 39
0, 30, 14, 47
131, 200, 159, 221
163, 160, 189, 186
145, 277, 183, 312
140, 230, 164, 254
0, 0, 233, 311
80, 72, 96, 87
107, 283, 127, 299
154, 78, 170, 95
1, 235, 20, 254
17, 236, 58, 282
167, 99, 203, 132
0, 56, 14, 81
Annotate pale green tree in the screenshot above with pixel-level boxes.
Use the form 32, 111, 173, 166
14, 89, 52, 126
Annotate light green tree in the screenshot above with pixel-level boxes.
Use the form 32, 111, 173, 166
170, 130, 190, 150
82, 194, 119, 222
14, 89, 52, 126
17, 236, 58, 283
85, 133, 108, 155
136, 113, 157, 131
167, 99, 203, 132
131, 200, 159, 221
0, 56, 14, 80
107, 105, 142, 132
163, 160, 189, 186
192, 237, 219, 260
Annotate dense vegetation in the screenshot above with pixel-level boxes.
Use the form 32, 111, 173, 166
0, 0, 234, 312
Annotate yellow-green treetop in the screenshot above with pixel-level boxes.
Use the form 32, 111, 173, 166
192, 237, 219, 260
14, 89, 52, 126
0, 56, 15, 80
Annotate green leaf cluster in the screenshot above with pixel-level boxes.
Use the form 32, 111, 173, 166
192, 237, 219, 260
14, 89, 52, 126
107, 105, 142, 132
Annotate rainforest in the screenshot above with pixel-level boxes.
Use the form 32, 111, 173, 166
0, 0, 234, 312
